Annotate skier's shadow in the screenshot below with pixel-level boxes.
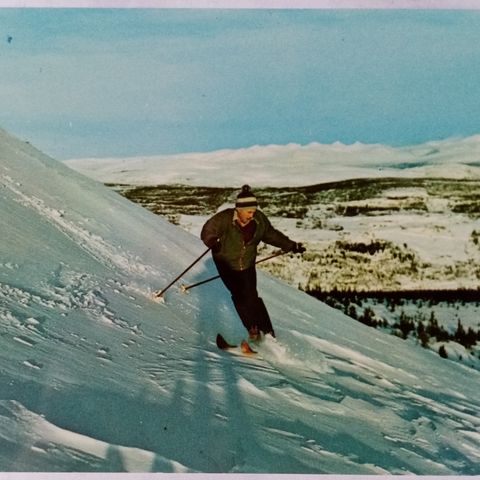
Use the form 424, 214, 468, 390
166, 252, 252, 470
186, 255, 242, 343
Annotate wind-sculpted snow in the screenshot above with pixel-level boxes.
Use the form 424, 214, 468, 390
0, 400, 191, 472
1, 127, 479, 474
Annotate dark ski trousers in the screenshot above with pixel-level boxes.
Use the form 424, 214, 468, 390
214, 259, 274, 335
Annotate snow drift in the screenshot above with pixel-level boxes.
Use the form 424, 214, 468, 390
1, 127, 479, 474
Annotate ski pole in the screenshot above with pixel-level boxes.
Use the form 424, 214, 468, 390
180, 250, 286, 293
153, 247, 211, 300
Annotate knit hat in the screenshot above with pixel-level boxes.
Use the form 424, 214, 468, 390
235, 184, 258, 209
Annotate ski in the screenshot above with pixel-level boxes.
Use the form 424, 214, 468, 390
240, 340, 257, 355
216, 333, 236, 349
216, 333, 257, 355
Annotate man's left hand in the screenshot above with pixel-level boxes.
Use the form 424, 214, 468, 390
290, 242, 306, 254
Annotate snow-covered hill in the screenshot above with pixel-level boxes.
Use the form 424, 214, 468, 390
64, 135, 480, 187
1, 127, 479, 474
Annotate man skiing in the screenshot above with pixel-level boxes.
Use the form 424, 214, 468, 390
201, 185, 305, 343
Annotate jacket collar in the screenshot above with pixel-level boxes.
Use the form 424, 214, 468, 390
232, 208, 258, 226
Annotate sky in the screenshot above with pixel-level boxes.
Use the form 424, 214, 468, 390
1, 6, 480, 160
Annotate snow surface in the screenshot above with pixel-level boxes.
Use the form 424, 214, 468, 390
1, 127, 480, 475
64, 135, 480, 187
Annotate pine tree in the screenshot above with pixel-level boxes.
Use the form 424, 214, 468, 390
454, 319, 466, 345
464, 327, 478, 349
359, 306, 375, 327
397, 311, 414, 339
426, 311, 450, 342
439, 345, 448, 358
417, 322, 429, 348
426, 311, 439, 337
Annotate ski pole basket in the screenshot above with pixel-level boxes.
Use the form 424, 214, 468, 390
153, 247, 211, 300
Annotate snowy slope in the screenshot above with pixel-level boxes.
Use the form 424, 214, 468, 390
1, 127, 479, 474
64, 135, 480, 187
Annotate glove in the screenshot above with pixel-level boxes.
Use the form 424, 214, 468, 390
208, 238, 221, 253
290, 242, 306, 254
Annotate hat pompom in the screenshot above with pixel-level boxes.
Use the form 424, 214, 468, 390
236, 184, 258, 209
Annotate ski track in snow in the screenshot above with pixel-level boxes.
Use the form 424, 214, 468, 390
0, 263, 144, 384
2, 174, 156, 278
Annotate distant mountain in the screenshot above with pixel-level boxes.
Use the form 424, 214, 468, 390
64, 135, 480, 187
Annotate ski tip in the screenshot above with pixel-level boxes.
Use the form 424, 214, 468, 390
216, 333, 234, 350
216, 334, 257, 356
241, 340, 257, 355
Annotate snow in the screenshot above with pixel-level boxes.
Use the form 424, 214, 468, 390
65, 135, 480, 187
1, 126, 480, 476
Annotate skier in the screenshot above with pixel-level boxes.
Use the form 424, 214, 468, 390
201, 185, 305, 342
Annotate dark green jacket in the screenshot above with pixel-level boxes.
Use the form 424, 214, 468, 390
201, 208, 295, 271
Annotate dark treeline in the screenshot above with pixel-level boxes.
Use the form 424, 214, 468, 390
308, 288, 480, 303
307, 288, 480, 362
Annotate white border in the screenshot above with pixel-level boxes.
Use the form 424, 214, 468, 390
0, 1, 479, 9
